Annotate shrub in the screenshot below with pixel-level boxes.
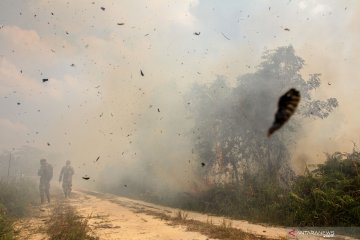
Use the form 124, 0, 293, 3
0, 178, 38, 217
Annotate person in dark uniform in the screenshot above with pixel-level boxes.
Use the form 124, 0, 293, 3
38, 158, 53, 204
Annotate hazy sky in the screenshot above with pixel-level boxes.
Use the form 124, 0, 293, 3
1, 0, 359, 178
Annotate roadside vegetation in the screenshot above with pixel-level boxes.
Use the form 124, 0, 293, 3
47, 203, 98, 240
0, 210, 13, 240
0, 178, 38, 240
179, 150, 360, 227
289, 151, 360, 226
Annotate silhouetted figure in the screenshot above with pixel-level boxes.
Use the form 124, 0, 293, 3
59, 160, 74, 198
38, 158, 53, 204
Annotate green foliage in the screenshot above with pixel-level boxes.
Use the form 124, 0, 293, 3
288, 151, 360, 226
180, 177, 292, 224
47, 203, 98, 240
181, 150, 360, 227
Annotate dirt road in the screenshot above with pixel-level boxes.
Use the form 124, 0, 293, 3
73, 191, 215, 240
14, 190, 291, 239
74, 191, 289, 240
15, 191, 288, 240
15, 190, 359, 240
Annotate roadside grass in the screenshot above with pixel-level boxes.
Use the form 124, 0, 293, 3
0, 208, 13, 240
47, 202, 98, 240
0, 178, 38, 240
172, 214, 275, 240
175, 210, 189, 221
0, 178, 38, 217
134, 208, 283, 240
174, 150, 360, 228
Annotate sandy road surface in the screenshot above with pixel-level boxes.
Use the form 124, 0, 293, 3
71, 190, 288, 240
14, 190, 287, 240
71, 191, 213, 240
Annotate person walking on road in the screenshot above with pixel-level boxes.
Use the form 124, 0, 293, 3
59, 160, 75, 198
38, 158, 53, 204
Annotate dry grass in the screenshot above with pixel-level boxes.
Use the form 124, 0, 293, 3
0, 209, 14, 240
133, 207, 284, 240
0, 178, 38, 240
174, 210, 189, 221
47, 203, 98, 240
175, 218, 268, 240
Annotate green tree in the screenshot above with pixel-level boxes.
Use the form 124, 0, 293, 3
188, 46, 338, 187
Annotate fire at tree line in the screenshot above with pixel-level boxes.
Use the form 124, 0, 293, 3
0, 47, 359, 235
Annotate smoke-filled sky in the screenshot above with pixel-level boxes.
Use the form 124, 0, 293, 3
1, 0, 359, 181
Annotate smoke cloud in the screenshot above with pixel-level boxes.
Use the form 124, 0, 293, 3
0, 0, 359, 195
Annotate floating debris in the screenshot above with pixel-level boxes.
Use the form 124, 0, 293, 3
117, 23, 125, 25
82, 176, 90, 180
194, 32, 200, 35
268, 88, 300, 137
157, 108, 160, 112
140, 69, 144, 76
221, 32, 230, 40
42, 78, 48, 82
201, 162, 205, 167
96, 156, 100, 162
284, 28, 290, 31
47, 142, 50, 146
100, 7, 105, 11
96, 223, 116, 229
